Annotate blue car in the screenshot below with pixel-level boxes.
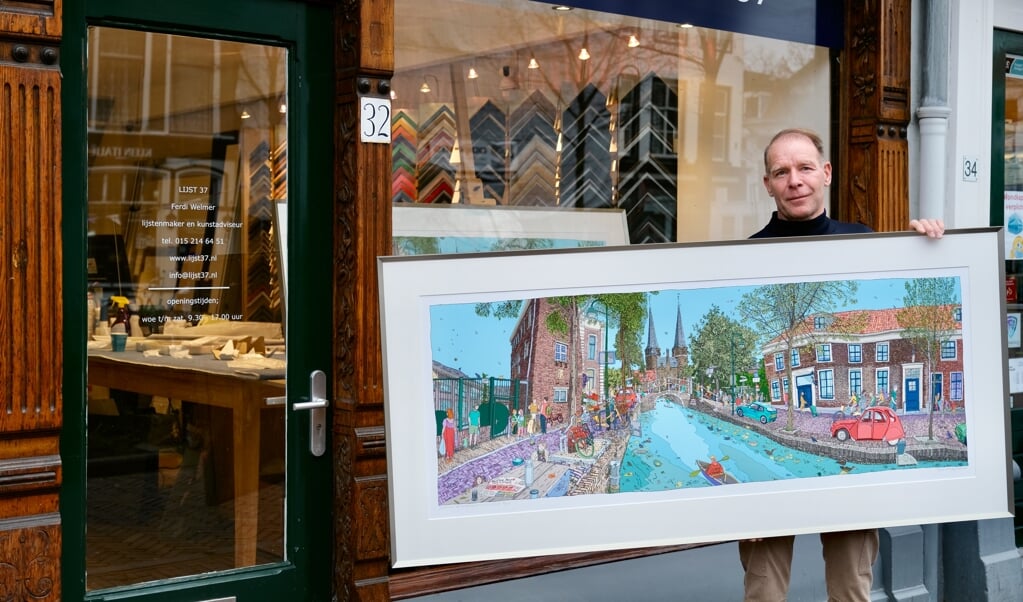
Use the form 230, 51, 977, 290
736, 401, 778, 424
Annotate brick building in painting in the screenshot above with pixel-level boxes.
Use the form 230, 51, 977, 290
761, 307, 964, 413
509, 298, 602, 423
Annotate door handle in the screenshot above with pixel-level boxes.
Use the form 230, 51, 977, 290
293, 369, 328, 456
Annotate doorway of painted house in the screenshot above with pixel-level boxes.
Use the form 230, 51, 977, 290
63, 1, 333, 600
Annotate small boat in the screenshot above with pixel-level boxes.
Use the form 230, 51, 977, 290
696, 460, 740, 486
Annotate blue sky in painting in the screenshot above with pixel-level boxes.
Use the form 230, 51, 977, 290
430, 277, 962, 379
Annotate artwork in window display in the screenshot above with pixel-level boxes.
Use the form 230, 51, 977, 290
379, 228, 1011, 567
392, 203, 630, 256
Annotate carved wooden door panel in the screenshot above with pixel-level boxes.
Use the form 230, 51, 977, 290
0, 5, 64, 601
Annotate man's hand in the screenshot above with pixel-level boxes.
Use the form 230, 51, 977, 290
909, 218, 945, 238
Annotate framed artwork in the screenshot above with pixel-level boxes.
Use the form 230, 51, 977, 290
378, 228, 1011, 568
391, 204, 630, 256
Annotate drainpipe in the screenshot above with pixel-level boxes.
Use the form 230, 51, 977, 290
917, 0, 952, 225
915, 3, 951, 599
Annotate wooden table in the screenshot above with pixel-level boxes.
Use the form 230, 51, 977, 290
88, 350, 285, 567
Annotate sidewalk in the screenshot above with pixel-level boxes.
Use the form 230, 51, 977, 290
410, 534, 830, 601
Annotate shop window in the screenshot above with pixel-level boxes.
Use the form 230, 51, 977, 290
391, 0, 832, 246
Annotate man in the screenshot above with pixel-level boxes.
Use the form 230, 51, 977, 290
740, 128, 944, 602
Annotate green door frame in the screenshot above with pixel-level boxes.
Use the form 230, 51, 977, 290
60, 0, 334, 599
991, 29, 1023, 227
992, 27, 1023, 549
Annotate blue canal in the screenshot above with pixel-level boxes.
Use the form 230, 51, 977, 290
619, 398, 963, 492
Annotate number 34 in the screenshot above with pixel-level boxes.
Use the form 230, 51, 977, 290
962, 156, 978, 182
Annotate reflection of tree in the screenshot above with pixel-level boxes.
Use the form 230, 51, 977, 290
897, 278, 960, 441
739, 281, 861, 431
393, 236, 441, 256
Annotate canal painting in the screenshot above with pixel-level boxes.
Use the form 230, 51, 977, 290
430, 276, 971, 507
381, 229, 1010, 567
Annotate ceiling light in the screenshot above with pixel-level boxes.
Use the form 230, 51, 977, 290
628, 35, 640, 48
467, 67, 479, 79
390, 90, 397, 100
678, 23, 694, 29
528, 57, 540, 70
578, 47, 590, 61
240, 110, 251, 119
420, 80, 431, 94
553, 5, 573, 10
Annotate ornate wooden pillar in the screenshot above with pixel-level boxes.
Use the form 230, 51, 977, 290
334, 0, 394, 599
0, 2, 63, 600
840, 0, 912, 232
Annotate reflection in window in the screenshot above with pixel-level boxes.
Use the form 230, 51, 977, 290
392, 0, 831, 245
85, 27, 288, 589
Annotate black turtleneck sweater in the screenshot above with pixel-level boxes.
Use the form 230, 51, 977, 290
749, 211, 873, 239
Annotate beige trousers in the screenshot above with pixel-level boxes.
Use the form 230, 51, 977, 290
738, 529, 879, 602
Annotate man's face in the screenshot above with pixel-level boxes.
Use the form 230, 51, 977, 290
762, 134, 832, 221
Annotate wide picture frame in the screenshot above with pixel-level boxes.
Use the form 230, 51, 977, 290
378, 228, 1012, 568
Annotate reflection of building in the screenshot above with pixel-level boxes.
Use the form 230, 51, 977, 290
509, 298, 597, 420
761, 307, 964, 412
643, 300, 689, 388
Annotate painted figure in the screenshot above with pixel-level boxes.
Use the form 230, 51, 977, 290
468, 405, 481, 447
442, 408, 456, 462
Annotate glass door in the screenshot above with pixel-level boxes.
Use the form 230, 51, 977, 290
993, 28, 1023, 549
63, 1, 333, 600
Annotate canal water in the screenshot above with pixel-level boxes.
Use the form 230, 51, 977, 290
619, 398, 964, 492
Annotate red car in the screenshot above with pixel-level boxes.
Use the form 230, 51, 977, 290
830, 406, 906, 445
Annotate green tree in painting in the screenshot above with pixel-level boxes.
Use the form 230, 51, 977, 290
688, 305, 758, 401
897, 277, 961, 441
738, 281, 861, 431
